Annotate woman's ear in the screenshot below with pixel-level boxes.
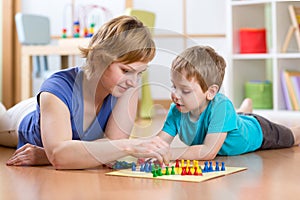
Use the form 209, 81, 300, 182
206, 84, 219, 100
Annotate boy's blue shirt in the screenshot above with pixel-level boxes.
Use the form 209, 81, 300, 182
162, 93, 263, 156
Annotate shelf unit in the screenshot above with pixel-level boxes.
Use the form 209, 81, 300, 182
226, 0, 300, 114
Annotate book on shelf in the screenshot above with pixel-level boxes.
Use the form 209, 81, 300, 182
291, 76, 300, 106
281, 71, 292, 110
281, 70, 300, 111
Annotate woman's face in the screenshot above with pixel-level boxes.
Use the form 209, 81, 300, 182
100, 61, 148, 97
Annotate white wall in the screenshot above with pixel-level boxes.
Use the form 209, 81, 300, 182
21, 0, 227, 99
0, 0, 2, 101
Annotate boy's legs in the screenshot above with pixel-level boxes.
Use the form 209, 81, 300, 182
236, 98, 253, 113
0, 97, 36, 147
290, 126, 300, 145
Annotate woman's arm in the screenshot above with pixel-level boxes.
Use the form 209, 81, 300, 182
40, 92, 170, 169
158, 131, 227, 161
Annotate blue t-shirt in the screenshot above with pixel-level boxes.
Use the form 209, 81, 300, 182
162, 93, 263, 156
18, 67, 117, 148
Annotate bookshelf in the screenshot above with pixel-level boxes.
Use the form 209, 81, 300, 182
226, 0, 300, 115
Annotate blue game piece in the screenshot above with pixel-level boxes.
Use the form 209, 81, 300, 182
149, 162, 152, 172
203, 161, 208, 172
221, 162, 225, 171
208, 161, 213, 172
215, 161, 220, 171
131, 162, 136, 171
145, 163, 150, 173
140, 163, 145, 172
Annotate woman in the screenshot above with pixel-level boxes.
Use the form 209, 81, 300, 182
2, 15, 170, 169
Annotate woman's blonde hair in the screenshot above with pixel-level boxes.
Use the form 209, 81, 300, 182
80, 15, 156, 78
171, 46, 226, 92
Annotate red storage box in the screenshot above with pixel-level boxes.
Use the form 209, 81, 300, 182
239, 28, 267, 53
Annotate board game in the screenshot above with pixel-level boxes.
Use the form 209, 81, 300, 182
106, 159, 247, 183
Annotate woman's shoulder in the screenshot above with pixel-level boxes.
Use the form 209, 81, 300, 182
51, 66, 81, 79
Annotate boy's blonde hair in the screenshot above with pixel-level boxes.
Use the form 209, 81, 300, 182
171, 45, 226, 92
80, 15, 156, 78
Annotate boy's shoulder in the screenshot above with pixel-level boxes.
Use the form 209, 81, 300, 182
213, 93, 231, 103
210, 93, 235, 110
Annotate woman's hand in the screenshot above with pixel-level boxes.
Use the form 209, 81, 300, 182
6, 143, 50, 166
124, 136, 171, 165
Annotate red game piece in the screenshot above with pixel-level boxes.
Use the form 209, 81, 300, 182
187, 167, 192, 175
181, 167, 187, 176
175, 159, 180, 168
193, 166, 198, 176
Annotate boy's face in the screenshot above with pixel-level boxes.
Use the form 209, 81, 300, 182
170, 70, 209, 115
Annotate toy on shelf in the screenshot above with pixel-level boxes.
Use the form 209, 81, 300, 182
73, 21, 80, 38
282, 5, 300, 52
61, 3, 112, 38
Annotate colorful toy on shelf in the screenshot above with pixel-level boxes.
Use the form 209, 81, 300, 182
61, 3, 112, 39
88, 23, 95, 37
62, 28, 67, 38
73, 21, 80, 38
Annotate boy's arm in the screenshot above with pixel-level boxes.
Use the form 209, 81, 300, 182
158, 131, 227, 161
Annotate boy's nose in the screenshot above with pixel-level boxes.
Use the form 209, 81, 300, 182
171, 91, 180, 101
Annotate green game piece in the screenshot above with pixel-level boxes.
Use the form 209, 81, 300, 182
171, 166, 175, 175
152, 170, 157, 177
165, 166, 169, 175
157, 168, 162, 176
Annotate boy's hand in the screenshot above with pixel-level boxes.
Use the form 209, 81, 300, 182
6, 143, 50, 166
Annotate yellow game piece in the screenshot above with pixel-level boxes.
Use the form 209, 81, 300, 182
198, 166, 203, 175
193, 160, 196, 167
178, 167, 182, 175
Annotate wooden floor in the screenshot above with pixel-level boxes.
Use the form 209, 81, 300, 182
1, 112, 300, 200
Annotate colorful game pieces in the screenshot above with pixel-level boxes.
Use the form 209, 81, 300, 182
128, 159, 226, 178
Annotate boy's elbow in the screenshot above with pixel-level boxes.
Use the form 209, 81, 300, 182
200, 148, 218, 160
202, 153, 217, 161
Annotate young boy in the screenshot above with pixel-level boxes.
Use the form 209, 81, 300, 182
158, 45, 300, 161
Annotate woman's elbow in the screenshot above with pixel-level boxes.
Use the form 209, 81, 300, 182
46, 146, 69, 169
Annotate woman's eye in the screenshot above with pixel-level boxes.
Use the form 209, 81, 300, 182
138, 71, 143, 76
182, 90, 191, 94
122, 69, 130, 73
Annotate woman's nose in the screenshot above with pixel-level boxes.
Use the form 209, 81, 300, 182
126, 74, 138, 87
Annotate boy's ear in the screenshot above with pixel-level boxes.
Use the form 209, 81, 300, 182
206, 84, 219, 100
